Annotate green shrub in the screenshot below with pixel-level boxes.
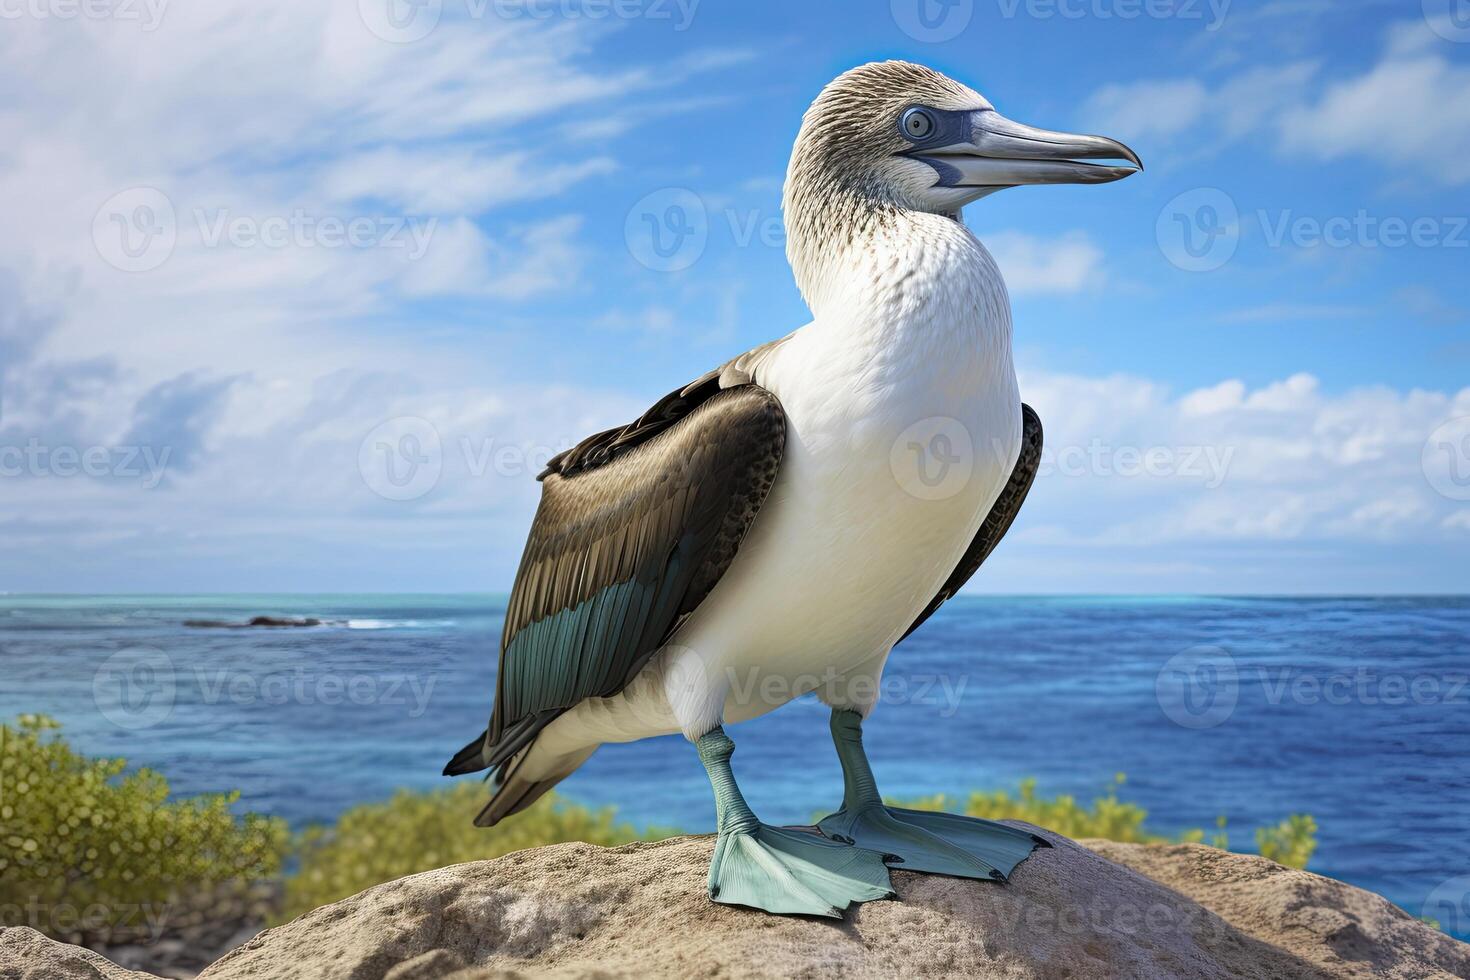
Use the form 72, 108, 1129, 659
1255, 814, 1317, 869
0, 715, 288, 947
279, 783, 673, 921
5, 713, 1321, 943
897, 774, 1314, 868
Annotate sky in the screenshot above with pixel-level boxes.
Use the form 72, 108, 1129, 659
0, 0, 1468, 594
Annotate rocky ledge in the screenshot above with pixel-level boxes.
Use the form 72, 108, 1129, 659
3, 825, 1466, 979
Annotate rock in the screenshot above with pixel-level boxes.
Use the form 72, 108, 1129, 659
4, 826, 1467, 979
0, 927, 156, 979
182, 617, 323, 629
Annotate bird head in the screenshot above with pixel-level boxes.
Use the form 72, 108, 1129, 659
784, 61, 1141, 220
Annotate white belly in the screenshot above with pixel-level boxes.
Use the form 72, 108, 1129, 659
678, 353, 1021, 728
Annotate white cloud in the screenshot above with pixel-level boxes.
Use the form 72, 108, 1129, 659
1080, 63, 1318, 150
0, 2, 755, 590
983, 231, 1106, 294
321, 149, 617, 215
1081, 79, 1208, 141
1279, 20, 1470, 185
1017, 368, 1470, 552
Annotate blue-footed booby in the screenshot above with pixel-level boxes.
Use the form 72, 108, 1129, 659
446, 61, 1140, 917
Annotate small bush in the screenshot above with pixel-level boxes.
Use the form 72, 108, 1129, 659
897, 774, 1314, 867
1255, 814, 1318, 869
0, 715, 288, 947
279, 783, 673, 921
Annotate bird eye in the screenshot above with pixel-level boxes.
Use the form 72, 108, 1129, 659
900, 107, 936, 141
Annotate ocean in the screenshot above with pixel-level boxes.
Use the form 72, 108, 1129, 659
2, 594, 1466, 936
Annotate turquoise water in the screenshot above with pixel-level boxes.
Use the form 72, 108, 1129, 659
2, 594, 1467, 934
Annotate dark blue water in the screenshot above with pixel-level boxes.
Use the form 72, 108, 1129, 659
2, 594, 1466, 934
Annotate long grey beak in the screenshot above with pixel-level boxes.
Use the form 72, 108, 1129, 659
917, 109, 1142, 189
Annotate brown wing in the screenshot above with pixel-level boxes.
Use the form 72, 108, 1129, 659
444, 374, 784, 780
898, 403, 1042, 642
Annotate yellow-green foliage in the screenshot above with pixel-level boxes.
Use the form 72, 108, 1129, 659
280, 782, 673, 921
0, 715, 288, 946
6, 715, 1320, 947
898, 774, 1314, 869
1255, 814, 1318, 869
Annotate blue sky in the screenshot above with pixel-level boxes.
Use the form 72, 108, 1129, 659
0, 0, 1467, 593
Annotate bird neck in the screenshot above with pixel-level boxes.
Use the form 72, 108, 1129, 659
783, 180, 1012, 360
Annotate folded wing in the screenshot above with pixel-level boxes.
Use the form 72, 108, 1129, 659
445, 376, 785, 796
899, 403, 1042, 642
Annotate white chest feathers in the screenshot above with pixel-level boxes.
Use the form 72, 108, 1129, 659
685, 212, 1023, 675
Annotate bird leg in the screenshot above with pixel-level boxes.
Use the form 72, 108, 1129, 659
695, 726, 893, 917
817, 709, 1050, 882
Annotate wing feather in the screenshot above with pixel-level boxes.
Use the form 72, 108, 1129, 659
899, 404, 1042, 642
446, 383, 784, 777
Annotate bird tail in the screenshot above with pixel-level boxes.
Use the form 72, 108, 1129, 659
443, 729, 491, 776
443, 718, 596, 828
472, 741, 596, 828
